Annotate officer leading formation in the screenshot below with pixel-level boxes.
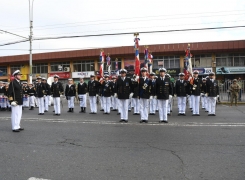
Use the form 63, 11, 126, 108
1, 68, 223, 132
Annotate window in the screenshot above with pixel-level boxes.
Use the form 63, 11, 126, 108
192, 55, 212, 68
10, 65, 22, 74
103, 58, 122, 71
73, 60, 94, 72
50, 62, 70, 72
32, 63, 48, 73
0, 66, 7, 76
216, 54, 245, 67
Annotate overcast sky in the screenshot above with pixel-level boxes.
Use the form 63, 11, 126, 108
0, 0, 245, 57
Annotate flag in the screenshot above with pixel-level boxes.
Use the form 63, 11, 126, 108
106, 55, 111, 66
134, 33, 140, 76
115, 60, 118, 70
100, 63, 103, 78
144, 48, 148, 69
184, 44, 193, 80
99, 50, 105, 63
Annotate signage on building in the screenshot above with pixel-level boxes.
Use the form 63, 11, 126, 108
49, 72, 70, 79
216, 67, 245, 74
193, 68, 212, 75
72, 71, 94, 78
32, 73, 48, 80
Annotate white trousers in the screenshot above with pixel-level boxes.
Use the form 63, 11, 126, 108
23, 97, 29, 107
205, 97, 209, 111
167, 96, 173, 113
11, 105, 22, 130
201, 95, 205, 108
68, 96, 75, 108
111, 96, 118, 110
34, 97, 38, 107
78, 94, 87, 107
132, 98, 140, 113
119, 99, 129, 120
44, 95, 50, 111
208, 97, 217, 115
128, 98, 132, 110
192, 95, 200, 115
53, 97, 61, 114
100, 96, 104, 110
140, 98, 149, 120
29, 96, 35, 107
155, 99, 159, 110
117, 98, 121, 113
89, 96, 97, 113
103, 97, 111, 113
158, 99, 169, 121
149, 98, 156, 113
177, 97, 186, 114
38, 97, 44, 113
189, 95, 193, 109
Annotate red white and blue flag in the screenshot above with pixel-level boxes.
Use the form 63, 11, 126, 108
134, 34, 140, 76
100, 50, 105, 63
184, 44, 193, 80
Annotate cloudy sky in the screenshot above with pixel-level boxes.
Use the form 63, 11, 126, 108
0, 0, 245, 57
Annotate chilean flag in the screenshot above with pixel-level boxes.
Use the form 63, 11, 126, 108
100, 51, 105, 63
106, 56, 111, 66
135, 49, 140, 76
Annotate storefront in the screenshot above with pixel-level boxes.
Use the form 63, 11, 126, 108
72, 71, 94, 84
216, 66, 245, 80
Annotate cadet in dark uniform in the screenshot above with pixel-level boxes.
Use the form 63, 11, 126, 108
116, 69, 133, 122
77, 78, 88, 113
138, 67, 152, 123
42, 77, 51, 112
201, 78, 207, 110
165, 74, 174, 115
22, 82, 29, 108
155, 68, 173, 123
87, 75, 100, 114
149, 72, 156, 115
101, 74, 113, 114
206, 72, 219, 116
111, 76, 118, 111
35, 76, 47, 115
8, 70, 24, 132
190, 70, 202, 116
175, 73, 190, 116
131, 75, 140, 115
65, 79, 76, 112
51, 75, 64, 116
27, 83, 36, 110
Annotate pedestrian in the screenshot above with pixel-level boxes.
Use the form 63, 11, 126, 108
8, 70, 24, 132
77, 78, 88, 113
155, 68, 173, 123
87, 75, 100, 114
35, 76, 46, 115
138, 67, 152, 123
115, 69, 133, 123
50, 75, 64, 116
229, 79, 241, 106
42, 78, 51, 112
175, 73, 190, 116
206, 72, 219, 116
102, 74, 113, 114
27, 83, 35, 110
65, 79, 76, 112
190, 70, 202, 116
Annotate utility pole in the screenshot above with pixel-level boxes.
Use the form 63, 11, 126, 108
29, 0, 34, 83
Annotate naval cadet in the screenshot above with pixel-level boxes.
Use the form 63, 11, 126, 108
116, 69, 133, 123
190, 70, 202, 116
131, 74, 140, 115
101, 74, 113, 114
206, 72, 219, 116
22, 82, 29, 108
149, 72, 156, 115
42, 77, 51, 112
77, 78, 88, 113
111, 76, 118, 111
35, 76, 47, 115
175, 73, 190, 116
65, 78, 76, 113
8, 70, 24, 132
50, 75, 64, 116
87, 75, 101, 114
138, 67, 152, 123
27, 83, 36, 110
155, 68, 173, 123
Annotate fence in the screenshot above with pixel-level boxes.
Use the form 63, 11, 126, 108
217, 80, 245, 102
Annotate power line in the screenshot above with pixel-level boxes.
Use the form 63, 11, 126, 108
0, 29, 28, 39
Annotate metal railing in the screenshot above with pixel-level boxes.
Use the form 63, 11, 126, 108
217, 80, 245, 102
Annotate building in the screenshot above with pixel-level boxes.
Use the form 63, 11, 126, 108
0, 40, 244, 84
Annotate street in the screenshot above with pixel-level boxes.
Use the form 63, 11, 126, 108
0, 102, 245, 180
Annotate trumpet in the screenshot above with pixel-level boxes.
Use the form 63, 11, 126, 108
192, 84, 197, 90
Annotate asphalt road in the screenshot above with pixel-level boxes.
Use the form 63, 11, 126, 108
0, 101, 245, 180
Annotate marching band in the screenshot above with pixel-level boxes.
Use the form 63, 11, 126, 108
1, 68, 221, 132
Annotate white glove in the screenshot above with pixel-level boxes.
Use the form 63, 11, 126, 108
150, 96, 153, 100
135, 76, 139, 81
217, 95, 219, 98
154, 96, 157, 99
114, 93, 117, 98
96, 94, 99, 98
174, 94, 177, 97
129, 93, 134, 98
200, 93, 204, 96
169, 95, 172, 99
11, 101, 17, 107
205, 93, 208, 97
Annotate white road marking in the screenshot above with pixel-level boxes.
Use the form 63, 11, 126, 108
1, 117, 245, 127
28, 177, 50, 180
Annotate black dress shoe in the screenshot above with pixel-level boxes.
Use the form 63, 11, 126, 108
12, 129, 20, 132
53, 114, 57, 116
182, 114, 186, 116
159, 120, 164, 123
192, 114, 196, 116
117, 113, 120, 115
100, 109, 104, 111
163, 120, 168, 123
124, 120, 128, 123
38, 113, 42, 115
44, 110, 48, 112
119, 119, 124, 122
89, 112, 94, 114
57, 114, 60, 116
167, 113, 171, 116
196, 114, 200, 116
213, 114, 216, 116
19, 128, 24, 131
